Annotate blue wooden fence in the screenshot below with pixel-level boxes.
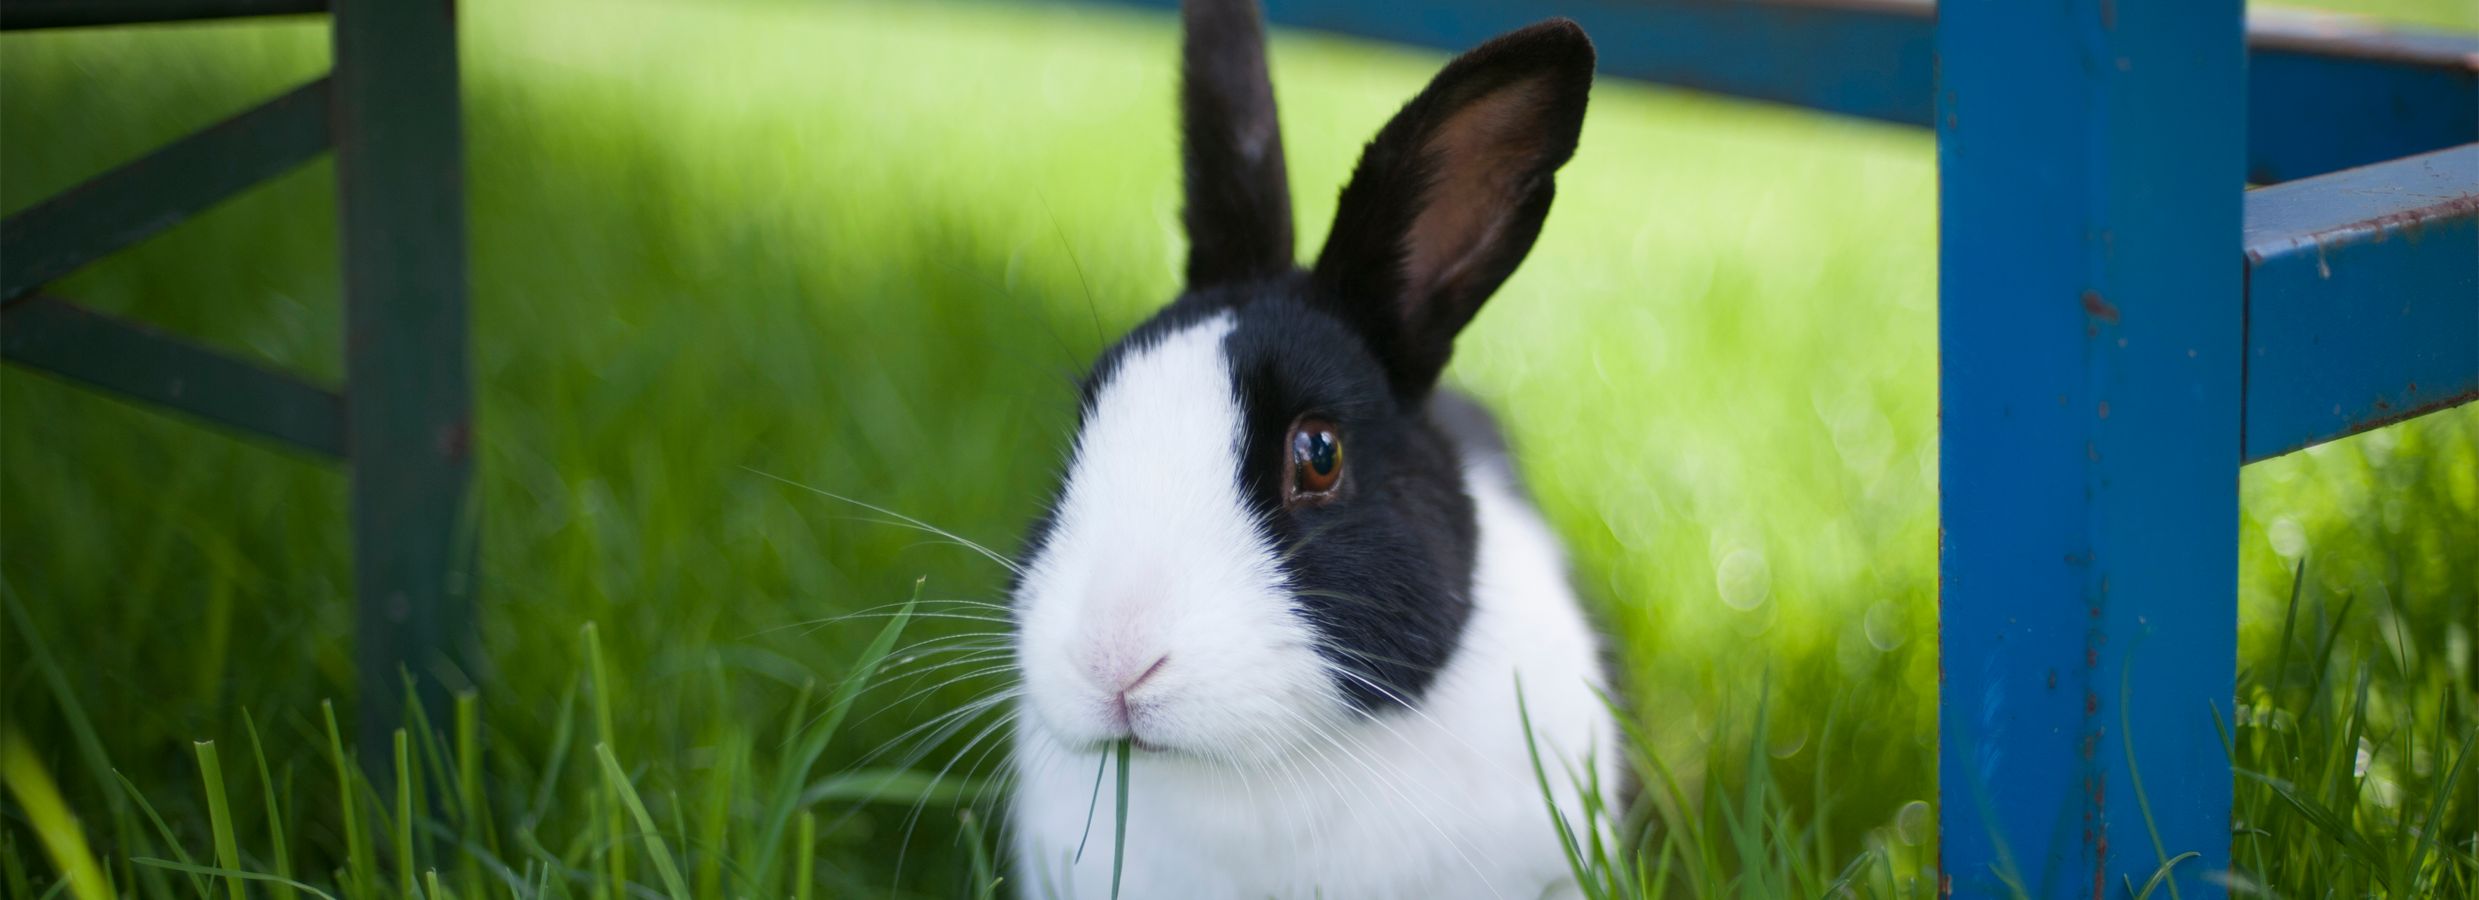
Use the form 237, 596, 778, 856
1112, 0, 2479, 895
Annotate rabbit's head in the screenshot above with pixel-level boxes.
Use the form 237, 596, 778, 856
1013, 0, 1594, 764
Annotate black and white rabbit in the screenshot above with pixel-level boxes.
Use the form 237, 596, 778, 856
1009, 2, 1617, 896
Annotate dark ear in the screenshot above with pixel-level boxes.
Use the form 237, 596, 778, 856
1181, 0, 1294, 286
1311, 19, 1593, 396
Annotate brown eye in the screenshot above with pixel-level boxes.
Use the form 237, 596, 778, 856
1287, 416, 1344, 502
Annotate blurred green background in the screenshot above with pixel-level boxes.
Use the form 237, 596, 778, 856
4, 0, 2473, 896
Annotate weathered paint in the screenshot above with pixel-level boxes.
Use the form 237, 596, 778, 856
1, 294, 346, 457
0, 78, 332, 301
2241, 143, 2479, 463
1098, 0, 2475, 185
0, 0, 326, 30
1938, 0, 2243, 896
332, 0, 477, 757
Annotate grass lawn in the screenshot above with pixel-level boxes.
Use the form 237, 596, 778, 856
3, 0, 2473, 896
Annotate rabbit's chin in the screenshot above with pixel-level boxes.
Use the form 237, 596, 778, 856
1013, 701, 1362, 772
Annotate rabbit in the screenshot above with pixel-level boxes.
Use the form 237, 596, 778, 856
1007, 2, 1618, 897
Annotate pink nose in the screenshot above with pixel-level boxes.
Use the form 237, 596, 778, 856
1108, 654, 1170, 728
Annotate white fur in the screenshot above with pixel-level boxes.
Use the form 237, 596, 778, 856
1011, 313, 1619, 899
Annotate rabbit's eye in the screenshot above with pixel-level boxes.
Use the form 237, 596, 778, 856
1287, 417, 1345, 503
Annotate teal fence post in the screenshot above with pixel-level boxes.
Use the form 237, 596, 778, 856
331, 0, 478, 756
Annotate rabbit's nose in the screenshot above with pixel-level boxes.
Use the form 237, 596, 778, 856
1107, 654, 1170, 728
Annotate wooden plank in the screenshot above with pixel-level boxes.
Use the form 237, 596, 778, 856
1937, 0, 2244, 895
2241, 143, 2479, 463
1097, 0, 2477, 184
1, 294, 344, 457
1, 78, 332, 301
331, 0, 476, 755
0, 0, 325, 31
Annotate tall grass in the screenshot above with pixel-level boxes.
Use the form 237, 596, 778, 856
2, 585, 1017, 898
1533, 567, 2475, 899
9, 560, 2465, 897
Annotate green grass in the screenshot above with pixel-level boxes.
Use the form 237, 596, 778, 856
2, 0, 2473, 897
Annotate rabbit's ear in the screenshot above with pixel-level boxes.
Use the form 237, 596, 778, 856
1311, 19, 1593, 397
1181, 0, 1294, 287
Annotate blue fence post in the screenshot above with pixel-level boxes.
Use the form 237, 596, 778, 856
1937, 1, 2244, 896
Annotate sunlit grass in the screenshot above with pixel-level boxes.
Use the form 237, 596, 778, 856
2, 0, 2472, 896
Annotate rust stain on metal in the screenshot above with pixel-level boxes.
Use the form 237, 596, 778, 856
2259, 191, 2479, 262
2359, 192, 2479, 242
2092, 825, 2110, 900
2082, 290, 2121, 323
2097, 401, 2111, 419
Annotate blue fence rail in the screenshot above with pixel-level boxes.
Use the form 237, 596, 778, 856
1107, 0, 2479, 895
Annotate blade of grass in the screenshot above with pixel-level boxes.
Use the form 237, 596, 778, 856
2408, 727, 2478, 890
694, 732, 735, 900
2120, 659, 2182, 900
2131, 851, 2200, 900
396, 729, 418, 899
595, 743, 692, 900
2299, 594, 2359, 728
1, 590, 133, 857
2235, 769, 2386, 878
0, 735, 111, 900
2269, 560, 2306, 704
455, 691, 484, 897
111, 769, 208, 898
526, 673, 582, 828
193, 741, 245, 900
960, 808, 999, 900
802, 768, 995, 807
4, 830, 33, 900
243, 712, 298, 900
584, 623, 627, 895
750, 581, 920, 886
793, 810, 815, 900
1110, 738, 1130, 900
322, 701, 371, 900
132, 859, 341, 900
1074, 748, 1108, 865
1518, 678, 1598, 898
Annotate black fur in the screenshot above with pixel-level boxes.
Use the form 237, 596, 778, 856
1030, 8, 1595, 714
1180, 0, 1293, 286
1313, 19, 1595, 399
1222, 281, 1478, 711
